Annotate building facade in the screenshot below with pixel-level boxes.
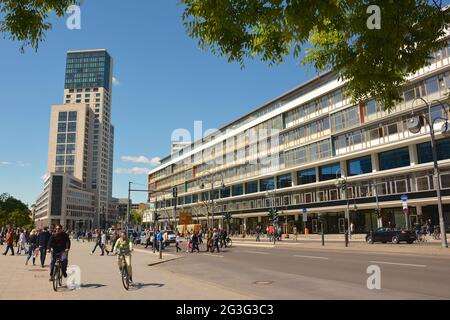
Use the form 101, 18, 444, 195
34, 49, 116, 229
148, 42, 450, 234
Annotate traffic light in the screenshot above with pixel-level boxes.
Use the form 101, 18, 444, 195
342, 180, 347, 191
153, 212, 160, 222
374, 208, 381, 218
173, 187, 178, 198
268, 208, 278, 222
318, 213, 326, 225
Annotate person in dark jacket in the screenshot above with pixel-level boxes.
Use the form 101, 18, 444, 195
26, 229, 38, 265
37, 227, 51, 267
91, 230, 102, 255
2, 226, 15, 255
47, 225, 71, 281
191, 232, 200, 253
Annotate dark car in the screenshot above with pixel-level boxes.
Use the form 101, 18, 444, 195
366, 228, 416, 244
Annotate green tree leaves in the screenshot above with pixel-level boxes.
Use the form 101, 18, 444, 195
181, 0, 450, 110
0, 193, 32, 228
0, 0, 78, 52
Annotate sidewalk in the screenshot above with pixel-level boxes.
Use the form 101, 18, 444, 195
0, 242, 256, 300
230, 235, 450, 256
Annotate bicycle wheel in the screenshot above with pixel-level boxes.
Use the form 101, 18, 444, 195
58, 264, 63, 286
121, 266, 129, 290
227, 239, 232, 247
53, 264, 60, 292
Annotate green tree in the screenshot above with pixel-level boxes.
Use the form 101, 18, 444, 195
129, 210, 143, 226
0, 0, 78, 52
181, 0, 450, 109
223, 211, 232, 233
0, 193, 33, 228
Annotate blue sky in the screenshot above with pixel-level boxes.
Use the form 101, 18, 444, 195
0, 0, 319, 205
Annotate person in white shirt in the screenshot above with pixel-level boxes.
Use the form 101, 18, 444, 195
17, 230, 27, 255
101, 231, 110, 256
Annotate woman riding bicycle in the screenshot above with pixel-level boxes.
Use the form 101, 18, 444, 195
114, 231, 133, 283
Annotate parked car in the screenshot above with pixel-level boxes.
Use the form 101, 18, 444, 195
163, 230, 176, 244
140, 231, 154, 245
366, 228, 416, 244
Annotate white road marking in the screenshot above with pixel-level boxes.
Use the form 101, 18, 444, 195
369, 260, 427, 268
244, 250, 269, 255
232, 242, 274, 248
294, 255, 329, 260
201, 253, 224, 258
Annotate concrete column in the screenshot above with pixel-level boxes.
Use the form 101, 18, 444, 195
292, 171, 298, 186
409, 145, 418, 166
294, 214, 299, 221
257, 216, 262, 223
340, 160, 347, 177
315, 167, 320, 182
371, 153, 379, 173
416, 205, 423, 216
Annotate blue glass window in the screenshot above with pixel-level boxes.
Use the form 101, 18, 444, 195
245, 181, 258, 194
58, 112, 67, 122
260, 178, 275, 191
297, 168, 316, 185
67, 122, 77, 132
277, 174, 292, 189
221, 187, 231, 198
58, 123, 67, 133
67, 133, 76, 143
417, 138, 450, 163
379, 147, 410, 170
201, 192, 209, 201
68, 111, 77, 121
66, 144, 75, 154
232, 184, 243, 196
347, 156, 372, 176
57, 134, 66, 144
56, 144, 65, 155
192, 194, 198, 203
319, 163, 341, 181
184, 195, 192, 204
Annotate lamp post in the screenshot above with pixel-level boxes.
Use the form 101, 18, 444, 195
200, 170, 225, 229
334, 169, 350, 247
407, 98, 450, 248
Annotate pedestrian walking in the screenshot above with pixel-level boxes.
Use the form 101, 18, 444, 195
17, 229, 27, 254
256, 225, 261, 242
191, 232, 200, 253
206, 228, 213, 252
2, 226, 15, 256
91, 230, 102, 255
211, 228, 220, 253
175, 233, 182, 252
37, 227, 51, 267
293, 226, 298, 241
101, 231, 110, 256
145, 228, 151, 248
25, 229, 38, 266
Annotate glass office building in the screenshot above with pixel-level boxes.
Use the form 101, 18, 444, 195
148, 41, 450, 234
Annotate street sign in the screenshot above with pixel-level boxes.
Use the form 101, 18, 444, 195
402, 202, 408, 210
303, 208, 307, 214
401, 194, 408, 202
302, 210, 307, 222
403, 208, 409, 214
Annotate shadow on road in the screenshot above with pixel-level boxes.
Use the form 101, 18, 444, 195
81, 283, 107, 289
130, 283, 165, 290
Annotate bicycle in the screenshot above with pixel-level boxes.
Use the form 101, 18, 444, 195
118, 253, 131, 290
225, 237, 232, 247
433, 225, 441, 240
415, 232, 427, 243
52, 255, 63, 292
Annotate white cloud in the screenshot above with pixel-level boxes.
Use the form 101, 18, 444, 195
115, 167, 151, 175
112, 77, 120, 86
0, 161, 11, 165
121, 155, 161, 166
16, 162, 31, 168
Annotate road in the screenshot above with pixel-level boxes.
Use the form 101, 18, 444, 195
154, 239, 450, 300
1, 240, 449, 299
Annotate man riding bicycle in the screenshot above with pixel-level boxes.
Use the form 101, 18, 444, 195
114, 231, 133, 283
47, 225, 71, 281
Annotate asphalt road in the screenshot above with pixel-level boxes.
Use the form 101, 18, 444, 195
154, 241, 450, 299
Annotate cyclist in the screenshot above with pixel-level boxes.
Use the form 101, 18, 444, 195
114, 231, 133, 283
47, 225, 71, 281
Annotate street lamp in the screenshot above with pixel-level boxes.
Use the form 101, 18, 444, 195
334, 169, 350, 247
200, 170, 225, 229
265, 186, 278, 244
407, 98, 449, 248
